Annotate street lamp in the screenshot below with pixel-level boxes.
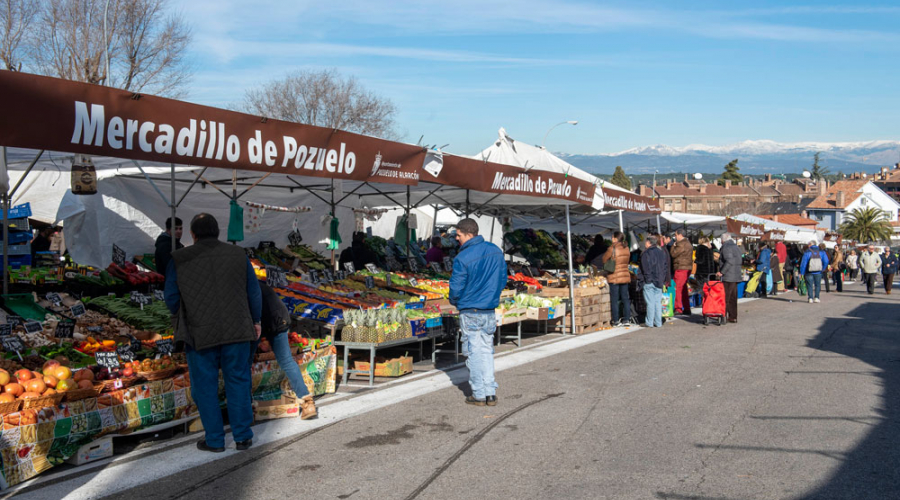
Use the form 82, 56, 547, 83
542, 120, 578, 149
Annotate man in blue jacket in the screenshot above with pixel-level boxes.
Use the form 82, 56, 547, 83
638, 235, 669, 327
754, 245, 771, 298
800, 241, 829, 304
449, 218, 507, 407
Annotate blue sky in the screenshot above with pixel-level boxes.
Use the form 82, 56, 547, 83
177, 0, 900, 156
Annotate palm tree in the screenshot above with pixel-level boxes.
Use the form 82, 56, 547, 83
839, 207, 893, 243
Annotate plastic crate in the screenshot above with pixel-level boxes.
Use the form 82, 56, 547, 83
1, 231, 32, 244
2, 255, 32, 269
4, 203, 31, 219
0, 243, 31, 256
737, 281, 746, 299
405, 301, 424, 310
1, 293, 54, 321
425, 316, 442, 328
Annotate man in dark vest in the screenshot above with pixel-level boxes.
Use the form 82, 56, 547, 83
164, 213, 262, 453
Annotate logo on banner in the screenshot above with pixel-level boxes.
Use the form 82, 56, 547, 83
370, 151, 412, 180
575, 186, 593, 204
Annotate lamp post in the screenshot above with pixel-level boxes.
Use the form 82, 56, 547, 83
542, 120, 578, 149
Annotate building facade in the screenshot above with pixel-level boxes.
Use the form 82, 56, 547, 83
805, 180, 900, 232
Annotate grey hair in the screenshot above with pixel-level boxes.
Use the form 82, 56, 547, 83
721, 233, 732, 242
647, 235, 659, 247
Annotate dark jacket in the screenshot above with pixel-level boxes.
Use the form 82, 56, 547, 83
449, 235, 507, 310
883, 252, 899, 275
585, 241, 609, 269
770, 252, 782, 283
259, 282, 290, 339
165, 238, 262, 350
694, 244, 716, 279
670, 238, 694, 271
601, 241, 631, 284
718, 240, 743, 283
639, 246, 670, 289
155, 232, 184, 277
339, 240, 377, 271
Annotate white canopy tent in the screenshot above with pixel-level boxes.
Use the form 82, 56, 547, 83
732, 213, 823, 243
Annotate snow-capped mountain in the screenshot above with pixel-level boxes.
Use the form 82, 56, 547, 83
559, 139, 900, 175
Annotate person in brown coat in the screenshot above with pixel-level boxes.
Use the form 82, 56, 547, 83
602, 231, 632, 326
769, 242, 782, 297
829, 246, 844, 292
669, 229, 693, 315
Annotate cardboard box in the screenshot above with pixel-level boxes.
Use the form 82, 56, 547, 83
526, 307, 550, 321
66, 436, 113, 465
253, 398, 300, 420
353, 356, 413, 377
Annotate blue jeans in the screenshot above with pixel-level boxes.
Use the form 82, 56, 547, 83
186, 341, 254, 448
460, 311, 497, 400
805, 274, 822, 300
608, 283, 631, 324
642, 283, 663, 327
253, 331, 309, 398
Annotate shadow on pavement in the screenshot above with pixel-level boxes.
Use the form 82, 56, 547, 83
794, 301, 900, 499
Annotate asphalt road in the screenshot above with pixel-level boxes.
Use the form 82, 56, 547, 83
14, 281, 900, 500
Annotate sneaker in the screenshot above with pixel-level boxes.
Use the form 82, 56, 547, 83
235, 439, 252, 451
486, 395, 498, 406
465, 396, 486, 406
196, 440, 225, 453
808, 299, 814, 304
814, 298, 820, 303
300, 395, 318, 420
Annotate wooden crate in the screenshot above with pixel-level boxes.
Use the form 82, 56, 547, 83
573, 304, 601, 316
539, 286, 602, 298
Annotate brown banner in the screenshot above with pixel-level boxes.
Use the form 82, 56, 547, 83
436, 153, 596, 206
600, 187, 661, 213
761, 230, 786, 241
726, 218, 766, 238
0, 72, 427, 185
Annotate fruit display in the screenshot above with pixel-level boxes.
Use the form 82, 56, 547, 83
342, 308, 412, 343
285, 244, 329, 270
0, 361, 75, 404
504, 229, 568, 268
105, 262, 164, 286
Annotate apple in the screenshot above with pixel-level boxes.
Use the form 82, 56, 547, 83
0, 393, 15, 403
14, 369, 33, 382
4, 383, 23, 397
52, 366, 72, 381
24, 379, 46, 394
0, 369, 9, 386
122, 367, 134, 377
42, 360, 60, 374
56, 379, 76, 392
43, 375, 58, 388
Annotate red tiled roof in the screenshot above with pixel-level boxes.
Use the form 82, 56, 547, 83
757, 214, 819, 227
774, 184, 804, 195
654, 182, 752, 197
806, 180, 867, 210
752, 186, 781, 196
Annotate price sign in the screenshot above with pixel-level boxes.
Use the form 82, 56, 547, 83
266, 266, 289, 288
155, 339, 175, 356
24, 320, 44, 334
154, 290, 166, 301
407, 258, 418, 273
95, 351, 120, 369
429, 262, 442, 274
308, 270, 319, 284
322, 269, 334, 282
288, 231, 303, 246
258, 241, 275, 248
112, 244, 126, 267
0, 324, 11, 337
344, 262, 356, 273
6, 316, 22, 326
70, 303, 86, 318
385, 273, 393, 286
130, 336, 143, 354
1, 336, 25, 354
365, 263, 378, 273
55, 321, 75, 339
364, 276, 375, 289
443, 257, 453, 272
46, 292, 63, 307
130, 293, 151, 306
409, 277, 419, 287
116, 345, 135, 362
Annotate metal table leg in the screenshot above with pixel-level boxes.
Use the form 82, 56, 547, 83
341, 346, 350, 386
368, 346, 375, 387
517, 320, 521, 347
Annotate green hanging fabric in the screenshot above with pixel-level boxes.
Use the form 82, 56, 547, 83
327, 217, 342, 250
227, 199, 244, 242
410, 228, 417, 245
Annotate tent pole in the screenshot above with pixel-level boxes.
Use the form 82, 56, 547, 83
656, 214, 661, 234
465, 190, 470, 217
2, 146, 8, 295
432, 205, 439, 237
565, 204, 575, 336
170, 163, 176, 254
330, 179, 335, 270
405, 185, 411, 266
618, 210, 624, 232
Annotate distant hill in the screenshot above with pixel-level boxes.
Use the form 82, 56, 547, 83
557, 139, 900, 176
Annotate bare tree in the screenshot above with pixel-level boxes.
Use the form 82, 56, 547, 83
242, 69, 399, 139
29, 0, 190, 96
0, 0, 40, 71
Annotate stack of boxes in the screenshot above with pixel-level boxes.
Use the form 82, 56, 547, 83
1, 203, 33, 272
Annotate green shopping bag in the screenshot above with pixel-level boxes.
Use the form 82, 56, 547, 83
662, 279, 675, 318
798, 275, 807, 296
